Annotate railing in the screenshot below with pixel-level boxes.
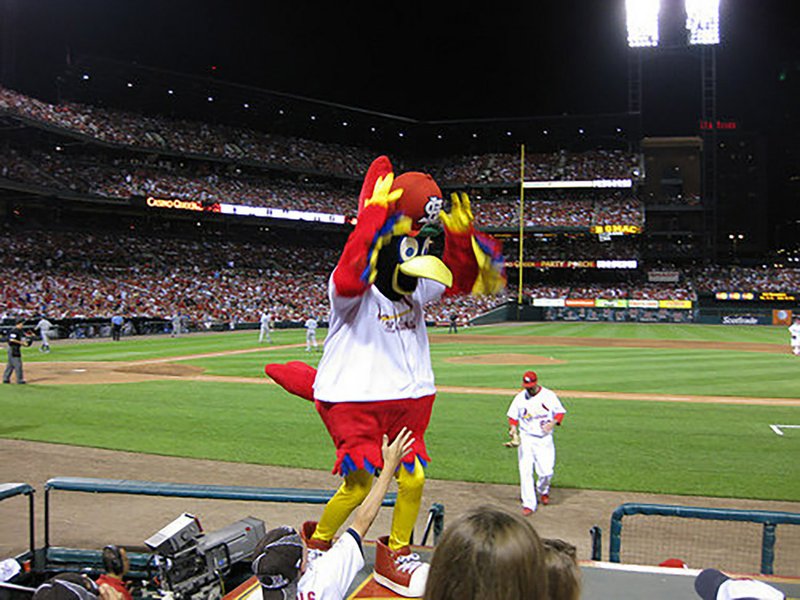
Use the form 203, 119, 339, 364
609, 502, 800, 575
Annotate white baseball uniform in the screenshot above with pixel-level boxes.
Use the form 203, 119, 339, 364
305, 317, 319, 352
35, 318, 54, 352
259, 312, 272, 343
506, 385, 566, 511
789, 322, 800, 355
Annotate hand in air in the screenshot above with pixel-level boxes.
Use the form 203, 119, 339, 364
440, 192, 474, 234
382, 427, 415, 470
365, 173, 403, 209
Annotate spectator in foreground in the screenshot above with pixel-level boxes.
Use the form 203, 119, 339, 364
251, 427, 415, 600
32, 573, 97, 599
543, 538, 581, 600
424, 505, 548, 600
694, 568, 785, 600
95, 545, 132, 600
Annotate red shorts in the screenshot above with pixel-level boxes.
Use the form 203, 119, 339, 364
315, 394, 435, 476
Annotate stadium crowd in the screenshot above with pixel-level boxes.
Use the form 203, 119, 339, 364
8, 223, 800, 334
1, 143, 645, 230
431, 148, 641, 184
0, 85, 379, 178
2, 85, 640, 190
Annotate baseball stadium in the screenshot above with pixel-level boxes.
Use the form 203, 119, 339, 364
1, 2, 799, 599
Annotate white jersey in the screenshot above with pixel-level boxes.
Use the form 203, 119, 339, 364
261, 313, 271, 328
313, 273, 445, 403
35, 319, 53, 333
506, 386, 566, 438
789, 323, 800, 342
305, 318, 318, 331
297, 529, 364, 600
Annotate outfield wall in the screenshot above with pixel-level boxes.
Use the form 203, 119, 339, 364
494, 300, 795, 326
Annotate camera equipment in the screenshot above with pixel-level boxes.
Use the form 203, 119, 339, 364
145, 512, 265, 599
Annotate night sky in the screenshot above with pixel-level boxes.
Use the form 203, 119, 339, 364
4, 0, 797, 134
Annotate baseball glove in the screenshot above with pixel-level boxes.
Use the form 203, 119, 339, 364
503, 429, 520, 448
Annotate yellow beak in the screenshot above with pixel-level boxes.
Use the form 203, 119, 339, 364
397, 255, 453, 288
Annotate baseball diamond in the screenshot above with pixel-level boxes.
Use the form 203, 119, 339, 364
2, 324, 799, 584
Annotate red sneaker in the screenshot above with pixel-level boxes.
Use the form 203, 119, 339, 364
374, 536, 429, 597
522, 507, 535, 517
300, 520, 331, 565
540, 494, 549, 506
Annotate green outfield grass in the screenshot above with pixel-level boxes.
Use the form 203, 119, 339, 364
472, 321, 788, 344
2, 322, 799, 501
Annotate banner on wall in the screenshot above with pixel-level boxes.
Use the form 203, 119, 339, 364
773, 309, 793, 326
532, 298, 565, 307
595, 299, 628, 308
658, 300, 693, 310
648, 270, 680, 283
628, 299, 660, 309
565, 299, 596, 308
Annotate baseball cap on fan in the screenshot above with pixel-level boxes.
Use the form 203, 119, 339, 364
251, 525, 304, 600
522, 371, 538, 388
32, 573, 100, 600
694, 568, 785, 600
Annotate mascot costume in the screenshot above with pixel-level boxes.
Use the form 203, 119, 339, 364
265, 155, 505, 596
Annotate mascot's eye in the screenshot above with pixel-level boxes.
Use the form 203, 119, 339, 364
398, 237, 419, 262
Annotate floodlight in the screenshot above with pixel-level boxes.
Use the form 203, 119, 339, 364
685, 0, 720, 45
626, 0, 660, 48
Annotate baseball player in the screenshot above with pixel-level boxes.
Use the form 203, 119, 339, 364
505, 370, 566, 515
304, 315, 318, 352
789, 317, 800, 356
259, 310, 273, 343
35, 316, 54, 353
251, 428, 415, 600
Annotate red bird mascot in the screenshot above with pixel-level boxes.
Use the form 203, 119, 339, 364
265, 155, 505, 596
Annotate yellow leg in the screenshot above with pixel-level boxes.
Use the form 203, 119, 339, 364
388, 457, 425, 550
312, 469, 373, 543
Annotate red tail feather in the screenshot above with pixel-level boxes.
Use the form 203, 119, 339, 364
264, 361, 317, 401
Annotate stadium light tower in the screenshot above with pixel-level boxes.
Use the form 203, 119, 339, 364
685, 0, 720, 45
625, 0, 721, 259
625, 0, 660, 48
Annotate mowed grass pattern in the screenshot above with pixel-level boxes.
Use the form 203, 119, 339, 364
2, 322, 799, 500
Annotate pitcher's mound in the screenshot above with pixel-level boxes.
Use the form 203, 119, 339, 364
446, 353, 566, 365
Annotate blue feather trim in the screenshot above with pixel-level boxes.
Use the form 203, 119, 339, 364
360, 213, 405, 284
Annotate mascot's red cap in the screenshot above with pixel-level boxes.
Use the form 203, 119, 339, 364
391, 172, 444, 232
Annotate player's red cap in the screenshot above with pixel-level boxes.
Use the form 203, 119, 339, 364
522, 371, 538, 388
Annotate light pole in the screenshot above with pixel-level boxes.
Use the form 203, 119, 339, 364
728, 233, 744, 262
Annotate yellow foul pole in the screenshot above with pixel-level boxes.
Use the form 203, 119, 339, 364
518, 144, 525, 305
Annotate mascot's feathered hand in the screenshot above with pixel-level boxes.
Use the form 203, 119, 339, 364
441, 192, 506, 296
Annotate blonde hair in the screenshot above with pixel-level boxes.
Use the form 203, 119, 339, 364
543, 538, 581, 600
424, 506, 547, 600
